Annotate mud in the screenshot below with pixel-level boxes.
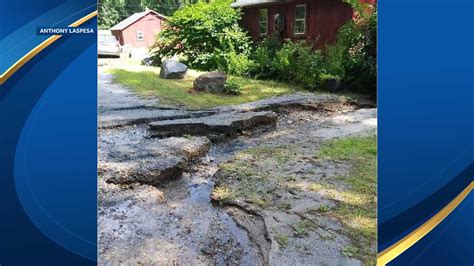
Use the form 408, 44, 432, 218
99, 138, 263, 265
98, 71, 376, 265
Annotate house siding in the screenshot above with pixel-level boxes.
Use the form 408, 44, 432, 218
111, 13, 164, 49
240, 0, 371, 47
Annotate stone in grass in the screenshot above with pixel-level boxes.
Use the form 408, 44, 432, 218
160, 59, 188, 79
193, 71, 227, 94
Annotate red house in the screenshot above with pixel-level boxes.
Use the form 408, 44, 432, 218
232, 0, 375, 47
111, 10, 167, 49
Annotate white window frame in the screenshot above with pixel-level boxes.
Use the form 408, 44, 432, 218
294, 4, 306, 35
259, 9, 268, 36
136, 30, 144, 41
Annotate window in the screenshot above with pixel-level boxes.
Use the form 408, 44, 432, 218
259, 9, 268, 36
294, 4, 306, 35
136, 30, 144, 41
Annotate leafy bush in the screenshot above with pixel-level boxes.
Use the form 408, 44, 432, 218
249, 40, 324, 89
334, 10, 377, 97
248, 36, 282, 76
321, 42, 345, 79
319, 73, 341, 82
247, 9, 376, 97
224, 79, 242, 95
248, 42, 273, 78
150, 0, 253, 75
273, 42, 324, 87
219, 50, 254, 76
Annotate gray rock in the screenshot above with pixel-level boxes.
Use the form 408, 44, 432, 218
160, 60, 188, 79
100, 133, 211, 185
149, 111, 278, 137
193, 71, 227, 94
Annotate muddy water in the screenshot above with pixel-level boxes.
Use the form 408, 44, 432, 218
99, 125, 264, 265
173, 158, 263, 265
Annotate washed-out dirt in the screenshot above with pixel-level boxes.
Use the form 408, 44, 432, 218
98, 71, 376, 265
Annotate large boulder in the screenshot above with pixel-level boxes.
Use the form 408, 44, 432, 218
193, 71, 227, 94
160, 60, 188, 79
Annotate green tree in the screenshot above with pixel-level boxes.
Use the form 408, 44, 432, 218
98, 0, 127, 29
142, 0, 183, 16
150, 0, 253, 74
123, 0, 144, 15
98, 0, 185, 29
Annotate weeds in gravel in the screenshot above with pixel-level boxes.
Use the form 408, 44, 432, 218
341, 245, 360, 258
239, 146, 294, 163
317, 205, 331, 213
293, 220, 317, 237
213, 145, 295, 207
213, 186, 233, 205
275, 233, 289, 247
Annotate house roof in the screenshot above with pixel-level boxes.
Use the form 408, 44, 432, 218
110, 10, 167, 31
231, 0, 280, 8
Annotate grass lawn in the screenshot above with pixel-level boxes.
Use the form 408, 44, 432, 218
318, 136, 377, 265
108, 66, 305, 108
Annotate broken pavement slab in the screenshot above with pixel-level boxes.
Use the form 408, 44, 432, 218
100, 135, 211, 185
102, 156, 185, 185
149, 111, 278, 137
99, 109, 216, 129
214, 93, 352, 113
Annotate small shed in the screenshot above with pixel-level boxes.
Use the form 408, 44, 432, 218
232, 0, 375, 48
110, 10, 167, 49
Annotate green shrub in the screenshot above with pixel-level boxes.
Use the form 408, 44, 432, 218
335, 10, 377, 98
273, 42, 323, 87
249, 40, 324, 89
221, 50, 254, 76
319, 73, 341, 82
248, 36, 283, 78
150, 0, 253, 74
321, 42, 345, 79
249, 46, 273, 79
224, 79, 242, 95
